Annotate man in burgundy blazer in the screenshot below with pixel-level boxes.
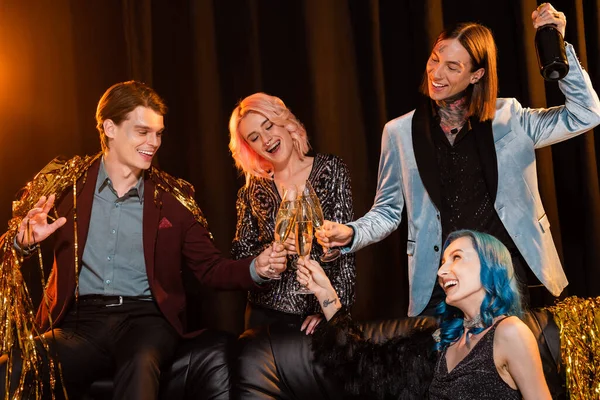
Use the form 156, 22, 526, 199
5, 81, 287, 399
38, 157, 265, 337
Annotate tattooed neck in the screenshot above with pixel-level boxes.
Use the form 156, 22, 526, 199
437, 95, 469, 135
323, 298, 338, 308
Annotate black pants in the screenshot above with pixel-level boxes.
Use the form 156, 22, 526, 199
1, 300, 179, 400
244, 303, 304, 331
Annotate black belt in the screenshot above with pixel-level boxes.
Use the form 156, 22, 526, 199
78, 295, 154, 307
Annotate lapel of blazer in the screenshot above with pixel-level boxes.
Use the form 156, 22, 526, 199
75, 159, 100, 266
411, 97, 442, 211
472, 118, 499, 201
51, 157, 98, 295
143, 175, 160, 283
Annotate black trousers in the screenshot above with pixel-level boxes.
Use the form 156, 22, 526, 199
244, 303, 304, 331
1, 300, 180, 400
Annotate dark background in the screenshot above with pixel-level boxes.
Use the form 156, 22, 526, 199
0, 0, 598, 335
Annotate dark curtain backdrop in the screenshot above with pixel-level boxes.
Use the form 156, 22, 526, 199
0, 0, 599, 335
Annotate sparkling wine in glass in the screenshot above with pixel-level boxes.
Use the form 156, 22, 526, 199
272, 186, 298, 280
291, 199, 313, 294
301, 181, 341, 263
295, 220, 313, 259
274, 203, 296, 245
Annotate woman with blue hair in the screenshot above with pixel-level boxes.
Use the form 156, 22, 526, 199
298, 230, 551, 399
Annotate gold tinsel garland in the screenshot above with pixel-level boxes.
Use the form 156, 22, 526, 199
548, 296, 600, 399
1, 152, 210, 399
1, 152, 101, 399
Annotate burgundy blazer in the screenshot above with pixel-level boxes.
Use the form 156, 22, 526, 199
36, 159, 257, 337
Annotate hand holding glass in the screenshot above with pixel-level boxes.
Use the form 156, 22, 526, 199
301, 182, 341, 263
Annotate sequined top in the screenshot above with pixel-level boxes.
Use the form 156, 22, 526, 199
232, 153, 356, 315
429, 318, 521, 399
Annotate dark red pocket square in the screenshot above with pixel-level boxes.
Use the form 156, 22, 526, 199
158, 217, 173, 229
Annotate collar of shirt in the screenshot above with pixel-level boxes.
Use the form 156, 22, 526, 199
97, 157, 145, 203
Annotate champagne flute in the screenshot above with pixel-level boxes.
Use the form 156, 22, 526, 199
272, 186, 298, 280
290, 198, 313, 294
301, 181, 341, 263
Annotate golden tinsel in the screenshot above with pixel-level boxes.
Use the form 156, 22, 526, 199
1, 152, 101, 399
547, 296, 600, 399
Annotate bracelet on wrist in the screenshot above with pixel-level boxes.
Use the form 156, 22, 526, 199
20, 242, 39, 256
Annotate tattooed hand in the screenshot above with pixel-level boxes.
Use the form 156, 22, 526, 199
296, 257, 341, 321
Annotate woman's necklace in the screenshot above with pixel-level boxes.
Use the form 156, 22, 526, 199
463, 314, 484, 348
463, 314, 483, 331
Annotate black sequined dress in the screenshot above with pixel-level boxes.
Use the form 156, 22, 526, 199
429, 318, 521, 399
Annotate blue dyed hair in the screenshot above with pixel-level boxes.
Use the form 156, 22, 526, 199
435, 230, 523, 351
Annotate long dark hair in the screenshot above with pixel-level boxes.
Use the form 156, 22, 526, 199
420, 23, 498, 121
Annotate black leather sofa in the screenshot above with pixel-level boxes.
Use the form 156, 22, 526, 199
1, 329, 236, 400
84, 329, 236, 400
234, 308, 566, 399
5, 308, 565, 399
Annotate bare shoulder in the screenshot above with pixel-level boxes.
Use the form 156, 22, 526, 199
495, 316, 537, 350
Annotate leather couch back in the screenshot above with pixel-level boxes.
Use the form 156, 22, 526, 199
235, 309, 566, 399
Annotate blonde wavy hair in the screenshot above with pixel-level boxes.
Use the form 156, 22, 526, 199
229, 92, 310, 184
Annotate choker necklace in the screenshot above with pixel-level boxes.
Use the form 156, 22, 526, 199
463, 314, 483, 331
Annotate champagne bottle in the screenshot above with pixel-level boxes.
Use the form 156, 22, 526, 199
535, 24, 569, 81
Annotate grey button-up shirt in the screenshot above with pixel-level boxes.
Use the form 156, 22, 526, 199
78, 160, 151, 297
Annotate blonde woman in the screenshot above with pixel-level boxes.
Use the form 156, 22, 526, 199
229, 93, 356, 334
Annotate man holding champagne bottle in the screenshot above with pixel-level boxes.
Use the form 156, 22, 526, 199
316, 3, 600, 316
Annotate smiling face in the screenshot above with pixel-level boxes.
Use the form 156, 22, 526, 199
437, 236, 486, 313
104, 105, 164, 174
238, 111, 295, 166
426, 38, 485, 102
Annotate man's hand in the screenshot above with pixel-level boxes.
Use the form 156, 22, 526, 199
315, 221, 353, 248
532, 3, 566, 38
254, 242, 287, 280
16, 194, 66, 248
300, 314, 323, 335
